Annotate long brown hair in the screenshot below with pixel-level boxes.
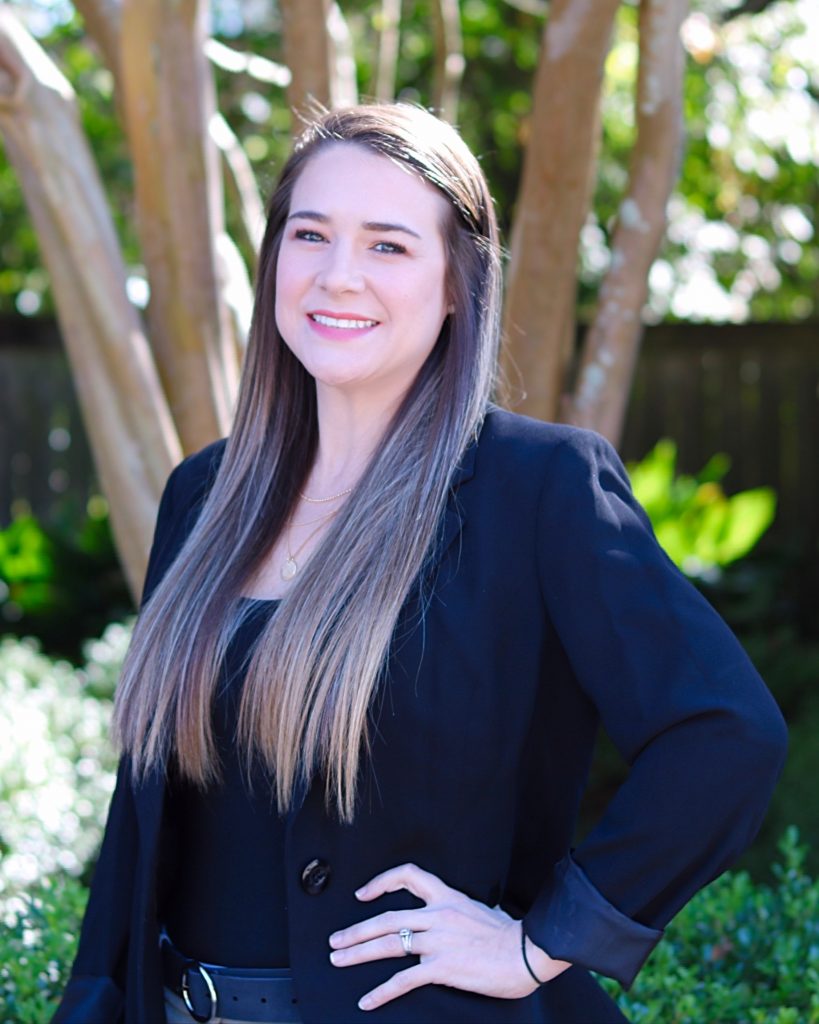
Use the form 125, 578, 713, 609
113, 104, 502, 820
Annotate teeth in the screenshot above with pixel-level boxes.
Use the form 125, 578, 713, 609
311, 313, 377, 329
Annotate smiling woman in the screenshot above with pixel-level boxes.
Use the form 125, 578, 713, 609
53, 104, 786, 1024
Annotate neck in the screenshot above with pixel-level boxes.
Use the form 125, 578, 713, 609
307, 383, 402, 496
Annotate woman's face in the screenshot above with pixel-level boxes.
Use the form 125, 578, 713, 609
275, 144, 452, 403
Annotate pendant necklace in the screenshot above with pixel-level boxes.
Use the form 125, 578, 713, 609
280, 507, 340, 582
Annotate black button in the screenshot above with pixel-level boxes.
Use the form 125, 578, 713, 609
301, 858, 331, 895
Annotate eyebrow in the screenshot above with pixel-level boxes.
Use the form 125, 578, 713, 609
287, 210, 422, 240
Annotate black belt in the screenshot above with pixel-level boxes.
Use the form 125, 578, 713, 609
160, 931, 300, 1023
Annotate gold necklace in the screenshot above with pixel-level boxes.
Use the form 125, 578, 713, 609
299, 485, 353, 504
281, 508, 340, 581
289, 507, 340, 529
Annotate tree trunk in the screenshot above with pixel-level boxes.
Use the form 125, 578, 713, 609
374, 0, 401, 102
119, 0, 239, 454
431, 0, 464, 123
0, 10, 181, 598
501, 0, 620, 422
565, 0, 687, 444
279, 0, 357, 114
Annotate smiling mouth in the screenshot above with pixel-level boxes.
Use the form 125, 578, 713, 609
309, 313, 379, 329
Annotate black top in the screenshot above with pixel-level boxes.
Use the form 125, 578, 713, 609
163, 597, 287, 967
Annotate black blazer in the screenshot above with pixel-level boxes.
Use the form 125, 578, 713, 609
54, 408, 787, 1024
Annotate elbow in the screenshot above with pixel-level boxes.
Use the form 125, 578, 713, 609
705, 699, 788, 872
726, 696, 788, 816
747, 700, 788, 784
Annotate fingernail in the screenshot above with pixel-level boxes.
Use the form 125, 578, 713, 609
329, 951, 340, 965
354, 887, 366, 898
329, 933, 340, 948
358, 996, 374, 1011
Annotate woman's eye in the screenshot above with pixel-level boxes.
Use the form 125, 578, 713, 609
294, 229, 325, 243
372, 241, 407, 255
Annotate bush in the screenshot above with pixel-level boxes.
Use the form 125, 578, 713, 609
0, 511, 132, 662
0, 624, 129, 900
602, 828, 819, 1023
0, 875, 88, 1024
627, 440, 776, 579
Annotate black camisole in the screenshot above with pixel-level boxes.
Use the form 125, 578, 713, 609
163, 597, 288, 967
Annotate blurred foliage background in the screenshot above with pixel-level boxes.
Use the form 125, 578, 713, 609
0, 4, 818, 1015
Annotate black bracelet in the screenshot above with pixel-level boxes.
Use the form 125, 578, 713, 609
520, 921, 546, 985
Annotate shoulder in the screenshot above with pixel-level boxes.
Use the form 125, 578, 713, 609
165, 437, 228, 508
471, 408, 636, 526
172, 437, 228, 490
477, 406, 620, 474
140, 439, 228, 604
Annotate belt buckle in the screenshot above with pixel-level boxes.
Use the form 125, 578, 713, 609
180, 958, 218, 1023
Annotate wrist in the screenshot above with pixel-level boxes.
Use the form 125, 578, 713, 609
520, 922, 572, 985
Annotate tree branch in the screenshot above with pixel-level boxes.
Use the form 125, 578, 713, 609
0, 9, 181, 597
209, 112, 264, 274
499, 0, 548, 17
719, 0, 782, 22
204, 37, 291, 88
565, 0, 688, 444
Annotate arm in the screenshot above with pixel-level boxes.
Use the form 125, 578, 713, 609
523, 430, 788, 987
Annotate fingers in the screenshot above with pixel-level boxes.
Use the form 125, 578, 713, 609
357, 964, 433, 1012
329, 909, 429, 951
355, 862, 452, 904
332, 864, 522, 1011
330, 928, 426, 967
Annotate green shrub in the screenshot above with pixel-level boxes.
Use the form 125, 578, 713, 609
627, 440, 776, 578
0, 625, 129, 901
0, 875, 88, 1024
0, 511, 131, 662
602, 828, 819, 1023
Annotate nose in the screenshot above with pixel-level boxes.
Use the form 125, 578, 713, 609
316, 241, 365, 295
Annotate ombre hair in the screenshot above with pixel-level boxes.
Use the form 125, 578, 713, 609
113, 104, 502, 821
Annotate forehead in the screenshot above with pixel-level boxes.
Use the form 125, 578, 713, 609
290, 143, 450, 229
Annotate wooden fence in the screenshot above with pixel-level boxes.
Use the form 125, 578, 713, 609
0, 317, 96, 527
622, 322, 818, 555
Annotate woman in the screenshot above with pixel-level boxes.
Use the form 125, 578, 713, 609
54, 104, 787, 1024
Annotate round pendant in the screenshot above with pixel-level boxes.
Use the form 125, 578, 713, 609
280, 558, 298, 581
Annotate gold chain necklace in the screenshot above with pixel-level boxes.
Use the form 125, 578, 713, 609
289, 507, 341, 529
299, 486, 353, 504
280, 508, 340, 581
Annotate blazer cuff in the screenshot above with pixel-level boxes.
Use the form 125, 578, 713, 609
51, 974, 123, 1024
523, 853, 662, 989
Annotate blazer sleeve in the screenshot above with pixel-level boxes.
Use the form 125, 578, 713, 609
52, 464, 184, 1024
522, 429, 788, 988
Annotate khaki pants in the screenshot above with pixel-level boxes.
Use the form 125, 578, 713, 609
163, 986, 299, 1024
